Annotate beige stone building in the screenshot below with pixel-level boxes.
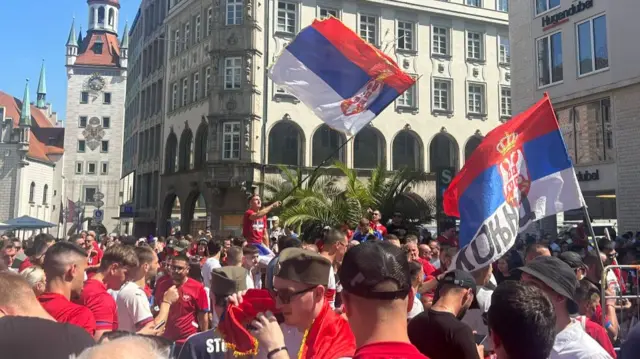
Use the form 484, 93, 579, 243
159, 0, 509, 236
510, 0, 633, 232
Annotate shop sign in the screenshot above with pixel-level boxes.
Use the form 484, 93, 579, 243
542, 0, 594, 31
576, 169, 599, 182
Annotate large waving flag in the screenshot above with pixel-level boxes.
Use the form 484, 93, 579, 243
443, 95, 584, 272
269, 17, 416, 136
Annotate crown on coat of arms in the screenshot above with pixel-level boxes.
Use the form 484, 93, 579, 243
496, 132, 519, 155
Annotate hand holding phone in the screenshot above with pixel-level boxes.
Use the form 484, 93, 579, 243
474, 333, 487, 345
154, 320, 166, 330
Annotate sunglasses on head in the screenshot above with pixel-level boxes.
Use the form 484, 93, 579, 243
269, 286, 316, 304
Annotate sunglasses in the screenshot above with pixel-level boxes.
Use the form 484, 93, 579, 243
269, 286, 316, 304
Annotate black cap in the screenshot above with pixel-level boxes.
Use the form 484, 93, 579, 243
440, 269, 477, 293
515, 256, 579, 313
559, 251, 587, 270
338, 241, 411, 300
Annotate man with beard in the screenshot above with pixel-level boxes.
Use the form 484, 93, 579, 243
156, 254, 210, 349
408, 270, 481, 359
318, 229, 348, 309
117, 246, 179, 333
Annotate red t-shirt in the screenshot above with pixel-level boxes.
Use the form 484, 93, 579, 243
417, 258, 437, 277
79, 279, 118, 331
87, 242, 103, 266
18, 257, 33, 272
156, 277, 210, 343
578, 316, 616, 358
354, 342, 430, 359
243, 209, 266, 244
372, 222, 388, 236
38, 292, 96, 335
437, 235, 459, 248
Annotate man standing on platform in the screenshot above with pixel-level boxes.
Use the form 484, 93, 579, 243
243, 195, 280, 254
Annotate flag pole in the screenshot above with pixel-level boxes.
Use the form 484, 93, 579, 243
580, 206, 605, 269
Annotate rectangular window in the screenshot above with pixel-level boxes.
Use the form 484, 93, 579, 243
195, 15, 201, 42
87, 162, 97, 175
397, 77, 417, 108
466, 0, 481, 7
432, 26, 449, 56
205, 66, 212, 95
103, 92, 112, 104
277, 1, 297, 34
182, 78, 189, 105
558, 99, 614, 165
81, 92, 89, 104
173, 29, 180, 56
79, 116, 88, 128
84, 187, 97, 203
184, 22, 190, 49
359, 15, 377, 45
537, 31, 563, 87
101, 140, 109, 153
319, 8, 338, 19
207, 6, 213, 35
78, 140, 86, 152
577, 15, 608, 76
75, 162, 83, 174
224, 57, 242, 90
222, 122, 241, 160
499, 35, 510, 64
498, 0, 509, 12
433, 79, 452, 112
501, 86, 512, 117
102, 117, 110, 128
467, 31, 483, 60
536, 0, 560, 15
172, 83, 178, 110
467, 83, 485, 114
192, 72, 200, 102
397, 21, 414, 51
101, 162, 109, 175
227, 0, 243, 25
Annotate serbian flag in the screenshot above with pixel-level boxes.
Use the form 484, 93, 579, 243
443, 95, 584, 272
268, 17, 415, 136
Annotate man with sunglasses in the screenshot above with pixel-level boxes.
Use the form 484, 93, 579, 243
156, 254, 210, 350
369, 209, 388, 236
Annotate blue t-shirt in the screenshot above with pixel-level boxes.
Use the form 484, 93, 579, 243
352, 229, 383, 242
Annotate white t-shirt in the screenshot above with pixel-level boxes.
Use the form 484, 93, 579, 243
407, 294, 424, 319
116, 281, 153, 332
549, 319, 613, 359
327, 265, 337, 309
201, 257, 221, 289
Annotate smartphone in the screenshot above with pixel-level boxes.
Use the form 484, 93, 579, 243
154, 320, 166, 330
474, 333, 487, 345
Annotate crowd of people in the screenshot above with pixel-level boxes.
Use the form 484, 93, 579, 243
0, 194, 639, 359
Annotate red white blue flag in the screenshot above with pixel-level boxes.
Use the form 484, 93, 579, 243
443, 95, 584, 271
268, 17, 415, 136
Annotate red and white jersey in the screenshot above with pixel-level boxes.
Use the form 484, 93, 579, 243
325, 265, 337, 309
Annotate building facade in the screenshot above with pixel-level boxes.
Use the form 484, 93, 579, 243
158, 0, 510, 236
122, 0, 168, 236
0, 70, 65, 234
510, 0, 632, 231
63, 0, 128, 234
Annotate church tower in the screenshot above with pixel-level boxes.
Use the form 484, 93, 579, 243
63, 0, 127, 234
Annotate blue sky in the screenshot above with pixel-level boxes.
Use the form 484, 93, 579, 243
0, 0, 139, 120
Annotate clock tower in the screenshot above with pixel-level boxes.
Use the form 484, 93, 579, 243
63, 0, 129, 234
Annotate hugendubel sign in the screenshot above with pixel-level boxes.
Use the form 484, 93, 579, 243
576, 169, 599, 182
542, 0, 594, 31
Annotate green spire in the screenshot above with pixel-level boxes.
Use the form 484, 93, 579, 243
19, 79, 31, 127
67, 18, 77, 47
78, 26, 83, 45
120, 22, 129, 49
36, 60, 47, 108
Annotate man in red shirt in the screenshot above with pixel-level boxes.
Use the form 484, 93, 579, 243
242, 194, 280, 249
38, 242, 97, 335
437, 222, 459, 248
406, 235, 436, 277
79, 244, 138, 340
370, 209, 388, 236
155, 254, 209, 348
86, 233, 104, 268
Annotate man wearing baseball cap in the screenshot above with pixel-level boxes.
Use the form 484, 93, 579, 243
409, 269, 480, 359
516, 256, 612, 359
340, 241, 429, 358
558, 251, 588, 281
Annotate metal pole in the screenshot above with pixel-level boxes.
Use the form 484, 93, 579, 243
259, 0, 271, 199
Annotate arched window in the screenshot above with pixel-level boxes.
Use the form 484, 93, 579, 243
194, 123, 208, 169
392, 130, 423, 170
43, 185, 48, 205
178, 128, 194, 171
164, 133, 178, 174
108, 8, 115, 26
268, 121, 304, 166
312, 125, 346, 166
354, 127, 385, 169
464, 136, 483, 162
98, 6, 105, 24
29, 182, 35, 203
89, 8, 95, 25
429, 133, 459, 172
